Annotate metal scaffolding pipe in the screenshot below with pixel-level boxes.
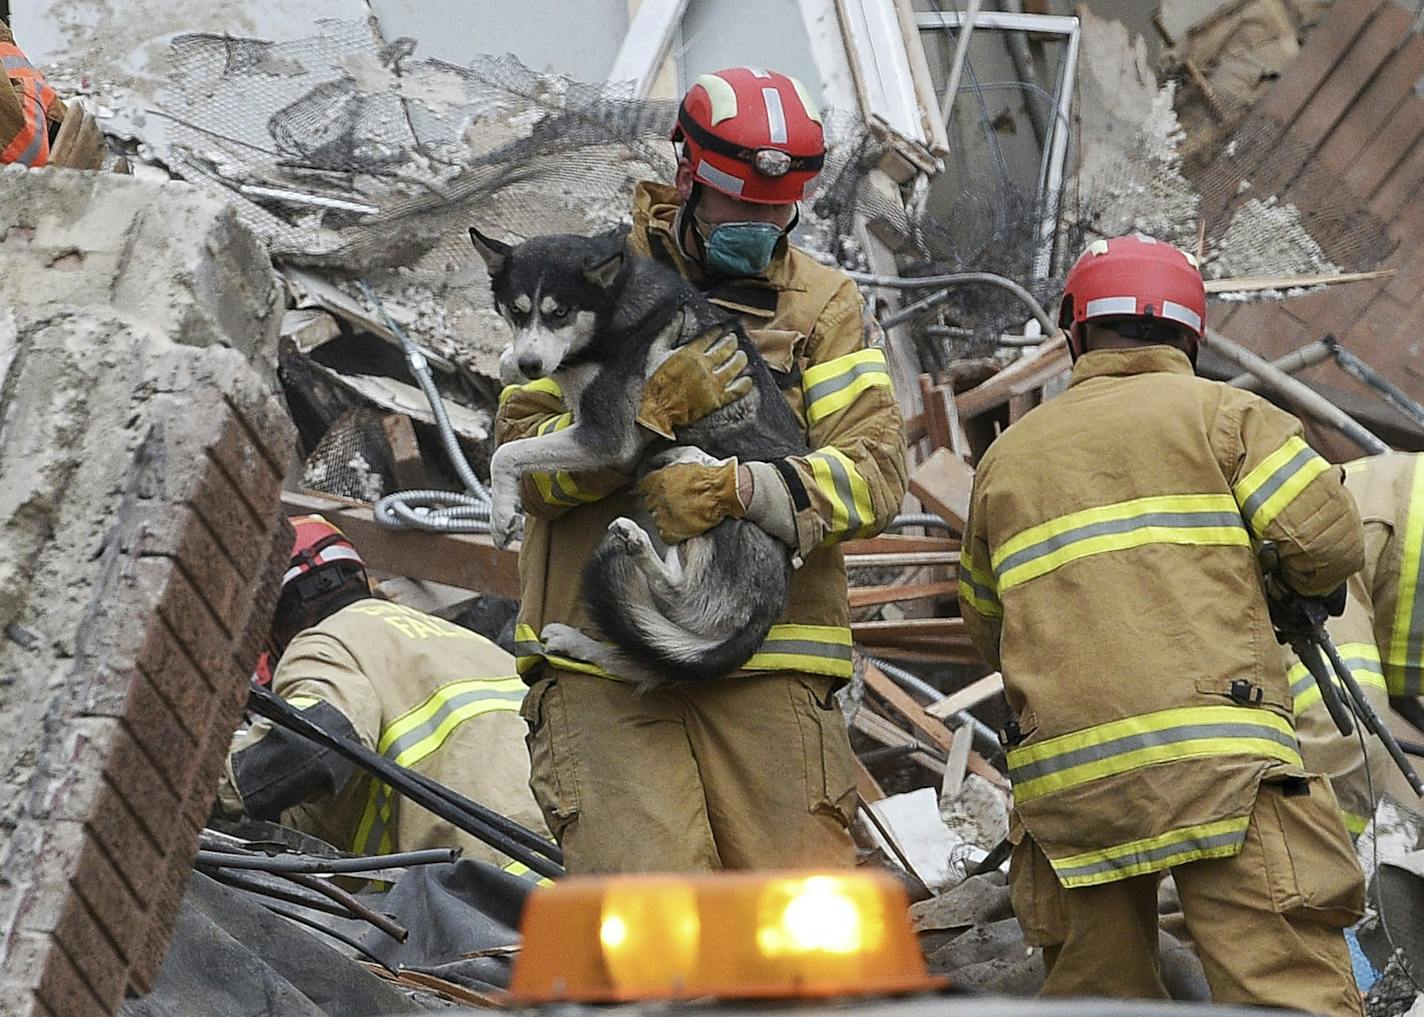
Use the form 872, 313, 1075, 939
1327, 337, 1424, 431
850, 271, 1057, 334
1201, 330, 1388, 455
1226, 339, 1335, 393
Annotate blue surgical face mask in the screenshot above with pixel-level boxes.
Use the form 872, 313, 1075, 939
695, 219, 785, 278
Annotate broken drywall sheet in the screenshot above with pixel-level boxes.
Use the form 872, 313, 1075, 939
1072, 10, 1200, 249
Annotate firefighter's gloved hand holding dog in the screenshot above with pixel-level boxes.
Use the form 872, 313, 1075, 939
484, 67, 907, 875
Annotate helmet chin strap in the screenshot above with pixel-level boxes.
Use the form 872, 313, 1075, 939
676, 181, 707, 264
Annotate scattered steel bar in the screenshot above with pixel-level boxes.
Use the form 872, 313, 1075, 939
1225, 339, 1334, 393
1201, 329, 1388, 455
1327, 336, 1424, 431
193, 848, 457, 875
203, 866, 359, 920
287, 872, 409, 943
925, 324, 1048, 347
850, 271, 1057, 334
238, 184, 379, 215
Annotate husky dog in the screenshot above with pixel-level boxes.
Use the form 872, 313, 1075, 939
471, 227, 808, 687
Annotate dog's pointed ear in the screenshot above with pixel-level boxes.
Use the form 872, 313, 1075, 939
470, 227, 511, 277
582, 249, 624, 290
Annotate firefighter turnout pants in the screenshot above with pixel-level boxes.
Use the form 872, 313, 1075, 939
521, 669, 857, 872
1010, 774, 1365, 1016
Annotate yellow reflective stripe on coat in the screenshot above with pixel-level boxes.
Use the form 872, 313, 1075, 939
1007, 705, 1301, 804
802, 348, 893, 425
1234, 436, 1332, 537
286, 695, 322, 711
1289, 642, 1386, 716
1343, 810, 1371, 837
959, 548, 1002, 618
807, 446, 876, 542
743, 623, 854, 679
1049, 816, 1252, 888
1384, 458, 1424, 695
502, 859, 554, 886
529, 413, 602, 507
498, 376, 563, 407
353, 675, 527, 855
516, 622, 853, 681
991, 494, 1249, 593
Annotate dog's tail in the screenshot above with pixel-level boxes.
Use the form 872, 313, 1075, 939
583, 519, 790, 687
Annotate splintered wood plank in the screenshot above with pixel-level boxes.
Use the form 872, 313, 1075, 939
925, 672, 1006, 721
853, 618, 968, 642
849, 580, 959, 609
853, 757, 887, 802
1314, 34, 1424, 180
908, 447, 976, 532
1259, 0, 1388, 125
862, 662, 1011, 791
1288, 2, 1413, 156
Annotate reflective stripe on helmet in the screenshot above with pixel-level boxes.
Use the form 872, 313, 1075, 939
1161, 300, 1202, 333
1083, 296, 1138, 318
281, 542, 364, 586
762, 87, 787, 144
695, 158, 745, 197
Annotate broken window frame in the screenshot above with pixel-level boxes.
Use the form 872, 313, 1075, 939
916, 9, 1080, 286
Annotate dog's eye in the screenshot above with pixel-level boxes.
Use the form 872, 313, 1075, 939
549, 306, 569, 321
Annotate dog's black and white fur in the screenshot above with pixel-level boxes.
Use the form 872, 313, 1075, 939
472, 227, 808, 688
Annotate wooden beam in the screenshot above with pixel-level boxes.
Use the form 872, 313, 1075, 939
381, 413, 425, 490
955, 337, 1070, 420
862, 662, 1011, 791
925, 672, 1004, 720
282, 490, 520, 600
908, 447, 975, 531
849, 580, 958, 609
852, 756, 887, 802
842, 534, 959, 554
853, 618, 966, 642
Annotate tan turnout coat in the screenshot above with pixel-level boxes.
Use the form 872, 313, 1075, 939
960, 346, 1364, 887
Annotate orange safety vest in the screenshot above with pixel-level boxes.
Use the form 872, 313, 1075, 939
1, 39, 59, 167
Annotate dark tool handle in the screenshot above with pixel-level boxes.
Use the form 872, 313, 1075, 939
1296, 637, 1355, 738
1318, 634, 1424, 798
248, 684, 565, 879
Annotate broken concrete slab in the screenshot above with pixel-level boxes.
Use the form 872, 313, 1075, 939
0, 165, 283, 364
0, 170, 295, 1016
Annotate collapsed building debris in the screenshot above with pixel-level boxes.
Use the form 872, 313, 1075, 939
0, 168, 294, 1015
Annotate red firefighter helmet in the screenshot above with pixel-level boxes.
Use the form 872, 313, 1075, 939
672, 67, 825, 205
1060, 235, 1207, 356
283, 515, 365, 594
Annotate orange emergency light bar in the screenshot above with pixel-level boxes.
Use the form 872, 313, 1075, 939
509, 870, 941, 1003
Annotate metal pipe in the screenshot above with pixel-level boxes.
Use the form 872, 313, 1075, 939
999, 0, 1050, 148
939, 0, 984, 138
887, 512, 953, 531
1201, 329, 1389, 455
1225, 339, 1335, 393
287, 872, 409, 943
850, 271, 1057, 334
1327, 337, 1424, 431
193, 848, 457, 875
866, 655, 1002, 756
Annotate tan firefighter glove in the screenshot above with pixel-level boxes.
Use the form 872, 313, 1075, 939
636, 330, 752, 440
639, 456, 747, 544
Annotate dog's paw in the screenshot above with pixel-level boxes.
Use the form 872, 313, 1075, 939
649, 445, 723, 471
540, 622, 591, 657
607, 516, 655, 554
489, 505, 524, 548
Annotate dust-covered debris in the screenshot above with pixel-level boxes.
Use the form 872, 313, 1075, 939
1204, 196, 1340, 281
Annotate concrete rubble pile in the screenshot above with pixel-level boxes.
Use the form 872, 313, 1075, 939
0, 167, 295, 1016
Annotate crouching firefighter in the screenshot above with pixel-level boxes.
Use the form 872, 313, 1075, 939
494, 66, 908, 872
1283, 451, 1424, 834
959, 234, 1368, 1014
217, 516, 549, 872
